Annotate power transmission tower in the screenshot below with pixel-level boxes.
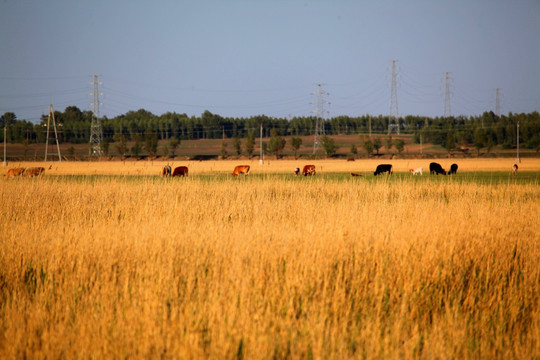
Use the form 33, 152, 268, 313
44, 104, 62, 162
495, 88, 501, 116
311, 83, 330, 154
443, 72, 453, 117
388, 60, 399, 134
90, 74, 103, 156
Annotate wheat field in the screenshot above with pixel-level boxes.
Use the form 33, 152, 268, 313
1, 159, 539, 359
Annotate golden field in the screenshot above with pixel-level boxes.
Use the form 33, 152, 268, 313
1, 159, 539, 359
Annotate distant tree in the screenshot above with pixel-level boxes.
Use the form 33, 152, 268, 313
67, 146, 75, 157
113, 134, 127, 156
162, 144, 169, 157
290, 137, 302, 159
444, 132, 456, 154
363, 140, 374, 156
244, 133, 255, 158
268, 128, 286, 158
350, 143, 358, 157
131, 134, 142, 157
232, 137, 242, 155
220, 141, 228, 158
394, 139, 405, 154
169, 137, 179, 157
474, 129, 486, 156
373, 138, 382, 155
385, 135, 393, 153
486, 138, 495, 154
262, 142, 268, 155
144, 128, 158, 157
22, 139, 30, 159
321, 135, 338, 157
102, 138, 110, 156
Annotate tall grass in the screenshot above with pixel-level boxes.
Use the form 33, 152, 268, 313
0, 171, 539, 358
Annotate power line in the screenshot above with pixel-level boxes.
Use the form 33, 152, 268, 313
89, 75, 103, 156
311, 83, 330, 154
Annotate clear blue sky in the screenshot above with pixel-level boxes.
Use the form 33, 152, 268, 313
1, 0, 539, 123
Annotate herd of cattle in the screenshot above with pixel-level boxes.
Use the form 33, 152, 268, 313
4, 162, 520, 179
4, 167, 45, 178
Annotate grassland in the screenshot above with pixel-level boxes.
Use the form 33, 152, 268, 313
1, 159, 539, 359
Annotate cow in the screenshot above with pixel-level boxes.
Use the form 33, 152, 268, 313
347, 158, 355, 162
302, 165, 316, 176
409, 167, 423, 176
23, 167, 45, 177
5, 167, 25, 178
294, 168, 300, 176
162, 165, 172, 177
374, 164, 392, 176
512, 163, 518, 175
350, 172, 363, 177
429, 162, 446, 175
172, 166, 188, 177
448, 163, 458, 175
232, 165, 250, 176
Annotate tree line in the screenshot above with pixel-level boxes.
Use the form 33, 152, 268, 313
1, 107, 539, 153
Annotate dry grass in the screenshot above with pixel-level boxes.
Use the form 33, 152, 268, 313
1, 160, 539, 359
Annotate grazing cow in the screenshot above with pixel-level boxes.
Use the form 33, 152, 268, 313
374, 164, 392, 176
429, 162, 446, 175
5, 167, 25, 178
232, 165, 250, 176
302, 165, 316, 176
409, 167, 423, 176
512, 163, 518, 175
23, 167, 45, 177
350, 172, 362, 177
448, 163, 458, 175
172, 166, 188, 177
294, 168, 300, 176
162, 165, 172, 177
347, 158, 355, 162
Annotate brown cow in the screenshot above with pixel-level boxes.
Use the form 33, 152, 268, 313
512, 163, 518, 175
302, 165, 316, 176
350, 172, 362, 177
162, 165, 172, 177
172, 166, 188, 177
5, 167, 25, 178
232, 165, 250, 176
23, 167, 45, 177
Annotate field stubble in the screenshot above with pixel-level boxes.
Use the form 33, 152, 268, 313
0, 159, 539, 359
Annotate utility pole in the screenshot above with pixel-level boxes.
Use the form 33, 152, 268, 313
388, 60, 399, 134
443, 72, 453, 118
259, 123, 263, 164
44, 104, 62, 162
495, 88, 501, 116
516, 121, 520, 163
89, 74, 103, 156
368, 115, 372, 138
311, 83, 330, 154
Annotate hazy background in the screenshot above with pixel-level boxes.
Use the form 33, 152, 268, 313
1, 0, 539, 122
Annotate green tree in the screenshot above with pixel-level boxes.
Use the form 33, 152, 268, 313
363, 140, 374, 156
474, 129, 486, 156
102, 138, 110, 156
232, 137, 242, 155
220, 141, 228, 158
131, 134, 142, 157
385, 135, 393, 153
113, 134, 127, 156
244, 133, 255, 158
144, 129, 158, 157
444, 132, 456, 154
290, 137, 302, 159
373, 138, 382, 155
350, 143, 358, 157
268, 129, 286, 158
169, 137, 180, 157
162, 144, 169, 157
321, 135, 338, 157
394, 139, 405, 154
67, 146, 75, 157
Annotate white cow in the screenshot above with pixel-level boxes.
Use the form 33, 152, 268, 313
409, 167, 423, 175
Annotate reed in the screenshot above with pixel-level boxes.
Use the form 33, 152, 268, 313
0, 164, 538, 359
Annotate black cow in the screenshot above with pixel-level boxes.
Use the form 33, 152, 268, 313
448, 163, 458, 175
374, 164, 392, 176
429, 162, 446, 175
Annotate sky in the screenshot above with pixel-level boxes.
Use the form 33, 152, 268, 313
1, 0, 539, 123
